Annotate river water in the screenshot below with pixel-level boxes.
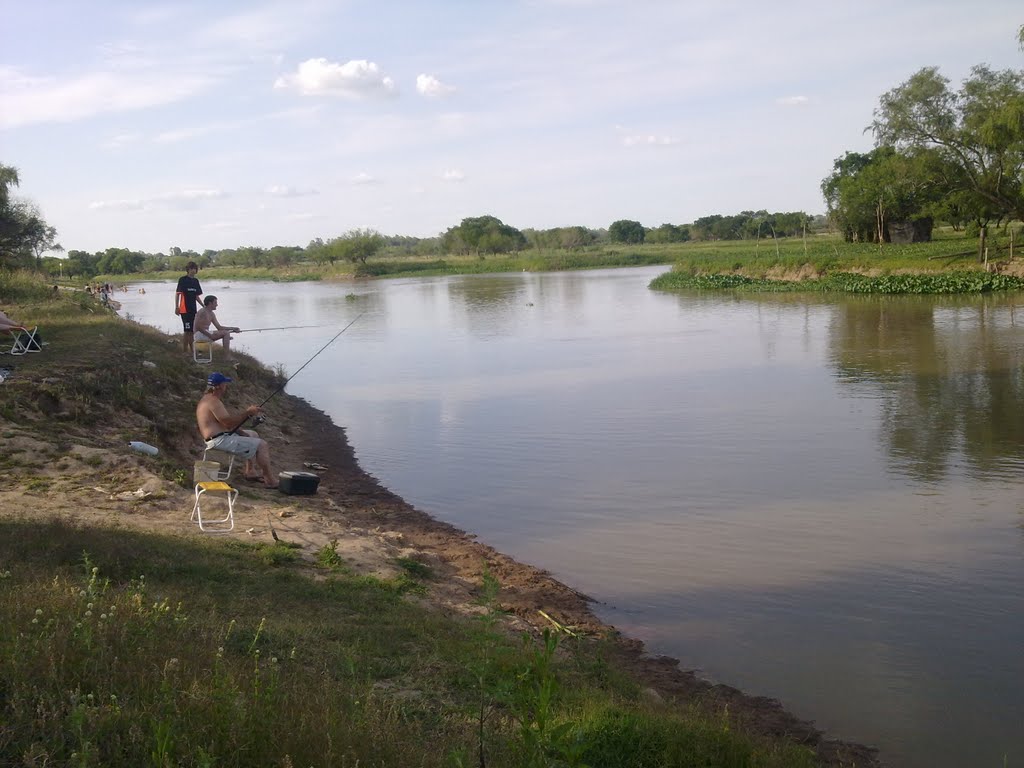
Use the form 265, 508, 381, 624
119, 266, 1024, 768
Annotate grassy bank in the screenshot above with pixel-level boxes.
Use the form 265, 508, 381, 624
89, 228, 1019, 289
1, 268, 848, 767
0, 519, 822, 768
648, 229, 1024, 295
96, 248, 673, 285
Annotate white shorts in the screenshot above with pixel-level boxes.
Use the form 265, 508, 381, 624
205, 433, 260, 458
195, 331, 214, 342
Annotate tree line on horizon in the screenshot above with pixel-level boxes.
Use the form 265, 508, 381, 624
2, 207, 825, 279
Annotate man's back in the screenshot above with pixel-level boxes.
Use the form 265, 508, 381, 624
195, 307, 213, 335
196, 393, 227, 438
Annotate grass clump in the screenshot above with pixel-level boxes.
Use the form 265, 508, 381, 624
315, 539, 350, 572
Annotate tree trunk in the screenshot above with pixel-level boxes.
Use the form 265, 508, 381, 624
876, 199, 884, 250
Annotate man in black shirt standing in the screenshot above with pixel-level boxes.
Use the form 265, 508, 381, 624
174, 261, 203, 356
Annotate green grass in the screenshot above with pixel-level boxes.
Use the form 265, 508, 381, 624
87, 227, 1020, 287
645, 228, 1024, 294
0, 519, 821, 767
95, 247, 673, 285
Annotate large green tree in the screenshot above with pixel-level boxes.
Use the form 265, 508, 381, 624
326, 229, 386, 264
822, 147, 941, 242
645, 223, 690, 244
0, 163, 60, 269
870, 65, 1024, 224
608, 219, 645, 244
441, 215, 526, 254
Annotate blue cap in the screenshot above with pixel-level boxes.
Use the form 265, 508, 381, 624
207, 372, 233, 386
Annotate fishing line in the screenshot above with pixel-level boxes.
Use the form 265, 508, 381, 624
258, 312, 364, 408
237, 324, 324, 333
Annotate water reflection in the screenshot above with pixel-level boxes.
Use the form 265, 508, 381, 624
828, 296, 1024, 482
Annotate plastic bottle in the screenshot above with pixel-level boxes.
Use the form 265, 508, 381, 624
128, 441, 159, 456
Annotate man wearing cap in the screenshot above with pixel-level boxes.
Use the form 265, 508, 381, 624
174, 261, 203, 356
196, 372, 277, 488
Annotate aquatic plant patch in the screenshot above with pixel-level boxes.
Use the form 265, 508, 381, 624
651, 270, 1024, 295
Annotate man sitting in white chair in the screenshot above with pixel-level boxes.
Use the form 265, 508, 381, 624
196, 372, 278, 488
194, 295, 240, 360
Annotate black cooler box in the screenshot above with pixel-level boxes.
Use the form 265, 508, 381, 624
278, 471, 320, 495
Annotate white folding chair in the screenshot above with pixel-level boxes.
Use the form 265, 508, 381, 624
8, 326, 41, 355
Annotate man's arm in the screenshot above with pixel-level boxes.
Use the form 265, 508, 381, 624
210, 399, 260, 432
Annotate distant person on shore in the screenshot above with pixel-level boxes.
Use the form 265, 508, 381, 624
174, 261, 203, 356
196, 372, 277, 487
194, 295, 240, 359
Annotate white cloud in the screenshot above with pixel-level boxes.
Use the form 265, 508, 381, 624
89, 188, 226, 212
155, 125, 217, 144
621, 134, 679, 147
89, 199, 145, 211
172, 189, 225, 201
206, 220, 242, 230
352, 172, 378, 185
274, 58, 397, 98
102, 132, 143, 150
266, 185, 318, 197
441, 169, 466, 182
777, 95, 810, 106
416, 73, 456, 97
0, 66, 213, 129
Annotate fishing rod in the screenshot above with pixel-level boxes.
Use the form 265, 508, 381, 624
257, 312, 364, 409
237, 324, 324, 333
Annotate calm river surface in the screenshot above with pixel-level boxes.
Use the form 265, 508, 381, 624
120, 266, 1024, 768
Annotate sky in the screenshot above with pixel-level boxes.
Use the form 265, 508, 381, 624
1, 1, 1021, 255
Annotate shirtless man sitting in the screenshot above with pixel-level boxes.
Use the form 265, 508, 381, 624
196, 372, 277, 488
194, 295, 241, 359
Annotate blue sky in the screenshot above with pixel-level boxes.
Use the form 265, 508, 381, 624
2, 0, 1021, 254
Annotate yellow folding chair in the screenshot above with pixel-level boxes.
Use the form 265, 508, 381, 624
191, 481, 237, 534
